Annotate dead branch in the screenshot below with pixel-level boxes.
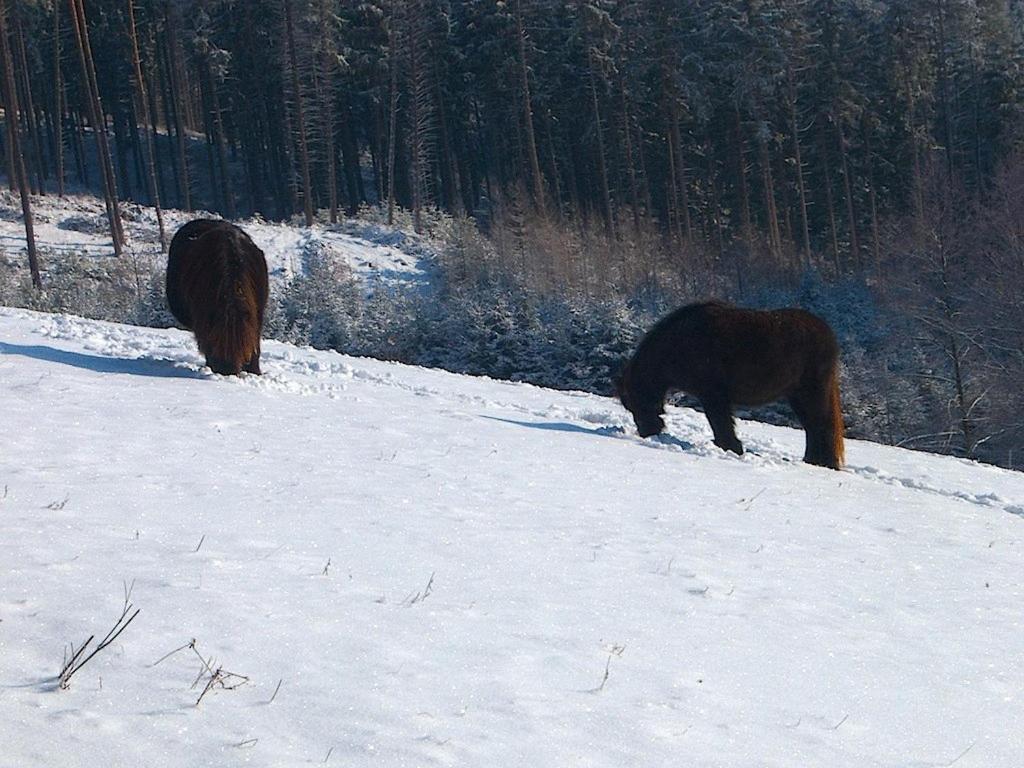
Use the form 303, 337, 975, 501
586, 643, 625, 693
402, 572, 435, 606
58, 580, 139, 689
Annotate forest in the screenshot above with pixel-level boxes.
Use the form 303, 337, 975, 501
1, 0, 1023, 468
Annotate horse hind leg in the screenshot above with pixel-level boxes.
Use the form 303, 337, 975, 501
701, 395, 743, 456
790, 386, 839, 469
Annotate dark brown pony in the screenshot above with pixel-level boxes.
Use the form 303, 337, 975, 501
617, 301, 845, 469
166, 219, 269, 375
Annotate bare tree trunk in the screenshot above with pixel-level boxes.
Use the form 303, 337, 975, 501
587, 49, 614, 238
947, 331, 974, 457
905, 79, 924, 224
145, 53, 167, 204
668, 104, 692, 242
205, 60, 234, 218
786, 64, 810, 263
514, 0, 545, 216
618, 73, 641, 234
541, 108, 563, 219
820, 132, 840, 272
53, 0, 65, 196
284, 0, 313, 225
406, 2, 433, 233
935, 0, 955, 186
0, 0, 39, 288
386, 5, 399, 225
164, 3, 190, 210
433, 62, 460, 214
70, 106, 87, 184
68, 0, 124, 255
733, 106, 751, 233
317, 0, 338, 223
863, 117, 881, 269
706, 137, 724, 258
757, 133, 782, 260
1, 46, 14, 190
127, 0, 166, 249
13, 11, 45, 192
835, 118, 860, 268
665, 130, 682, 242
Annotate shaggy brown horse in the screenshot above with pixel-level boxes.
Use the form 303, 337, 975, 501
617, 301, 845, 469
166, 219, 269, 375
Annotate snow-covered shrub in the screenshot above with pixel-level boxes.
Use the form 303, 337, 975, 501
264, 242, 365, 352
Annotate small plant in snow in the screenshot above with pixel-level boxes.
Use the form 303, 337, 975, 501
58, 581, 140, 690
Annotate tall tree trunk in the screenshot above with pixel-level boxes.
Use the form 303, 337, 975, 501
283, 0, 313, 225
706, 137, 724, 258
317, 0, 338, 222
127, 0, 166, 249
935, 0, 955, 186
668, 103, 692, 241
758, 133, 782, 260
618, 72, 641, 234
406, 4, 429, 233
145, 54, 167, 205
0, 0, 39, 288
53, 0, 65, 196
13, 11, 44, 192
386, 8, 399, 225
820, 132, 840, 272
863, 117, 881, 269
785, 63, 810, 263
1, 77, 14, 190
514, 0, 545, 216
542, 108, 563, 219
338, 93, 362, 213
202, 58, 234, 218
70, 106, 87, 184
587, 49, 614, 238
835, 118, 860, 268
733, 105, 751, 234
433, 63, 459, 214
905, 79, 924, 224
164, 2, 190, 210
665, 129, 682, 242
110, 97, 134, 200
68, 0, 124, 255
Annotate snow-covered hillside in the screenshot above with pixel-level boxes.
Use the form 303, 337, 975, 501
0, 190, 434, 291
2, 307, 1023, 767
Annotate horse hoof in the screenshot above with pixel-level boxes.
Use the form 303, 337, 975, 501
715, 440, 744, 456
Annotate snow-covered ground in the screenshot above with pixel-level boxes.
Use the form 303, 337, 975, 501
2, 306, 1023, 767
0, 191, 433, 291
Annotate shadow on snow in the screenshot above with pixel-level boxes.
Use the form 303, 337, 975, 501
482, 415, 695, 452
0, 342, 201, 380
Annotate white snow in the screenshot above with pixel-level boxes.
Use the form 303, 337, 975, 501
2, 306, 1024, 767
0, 191, 432, 291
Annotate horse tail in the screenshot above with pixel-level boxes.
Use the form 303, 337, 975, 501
202, 243, 262, 374
827, 360, 845, 467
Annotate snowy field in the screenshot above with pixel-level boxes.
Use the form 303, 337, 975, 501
2, 306, 1024, 767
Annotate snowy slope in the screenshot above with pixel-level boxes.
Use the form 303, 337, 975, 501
2, 307, 1024, 768
0, 191, 432, 290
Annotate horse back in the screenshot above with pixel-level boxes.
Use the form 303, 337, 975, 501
642, 302, 838, 406
714, 306, 838, 404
